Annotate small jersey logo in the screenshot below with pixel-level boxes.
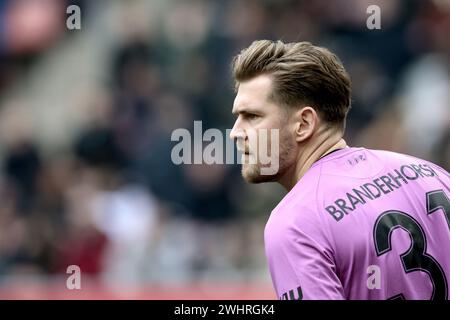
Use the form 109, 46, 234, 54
347, 153, 367, 166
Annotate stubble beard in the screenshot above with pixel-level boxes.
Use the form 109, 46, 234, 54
241, 138, 295, 184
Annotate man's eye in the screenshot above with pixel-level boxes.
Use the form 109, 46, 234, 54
245, 114, 258, 120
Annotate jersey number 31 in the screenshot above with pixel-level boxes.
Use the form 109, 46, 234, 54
373, 189, 450, 300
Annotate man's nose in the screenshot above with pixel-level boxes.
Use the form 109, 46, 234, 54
230, 119, 245, 141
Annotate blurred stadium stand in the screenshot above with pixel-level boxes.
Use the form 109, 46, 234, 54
0, 0, 449, 299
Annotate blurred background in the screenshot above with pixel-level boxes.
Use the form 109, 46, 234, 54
0, 0, 449, 299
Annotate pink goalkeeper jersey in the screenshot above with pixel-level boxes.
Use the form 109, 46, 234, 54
265, 147, 450, 300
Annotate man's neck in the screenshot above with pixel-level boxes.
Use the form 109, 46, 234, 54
279, 129, 347, 191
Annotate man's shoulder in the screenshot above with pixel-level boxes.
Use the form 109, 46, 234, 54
356, 147, 439, 164
316, 146, 441, 176
331, 147, 416, 164
270, 147, 448, 225
270, 176, 321, 227
275, 169, 320, 207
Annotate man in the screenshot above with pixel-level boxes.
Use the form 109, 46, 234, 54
229, 40, 450, 300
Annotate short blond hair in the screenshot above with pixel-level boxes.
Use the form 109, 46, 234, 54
232, 40, 351, 130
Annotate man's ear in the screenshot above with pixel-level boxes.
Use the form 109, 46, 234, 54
293, 106, 317, 142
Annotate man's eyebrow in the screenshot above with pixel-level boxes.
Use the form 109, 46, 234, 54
232, 106, 260, 115
231, 106, 244, 116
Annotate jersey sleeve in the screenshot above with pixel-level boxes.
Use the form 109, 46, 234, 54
266, 205, 345, 300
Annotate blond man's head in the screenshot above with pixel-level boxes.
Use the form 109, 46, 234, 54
230, 40, 351, 184
232, 40, 351, 131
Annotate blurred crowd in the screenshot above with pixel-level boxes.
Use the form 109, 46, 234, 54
0, 0, 449, 291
